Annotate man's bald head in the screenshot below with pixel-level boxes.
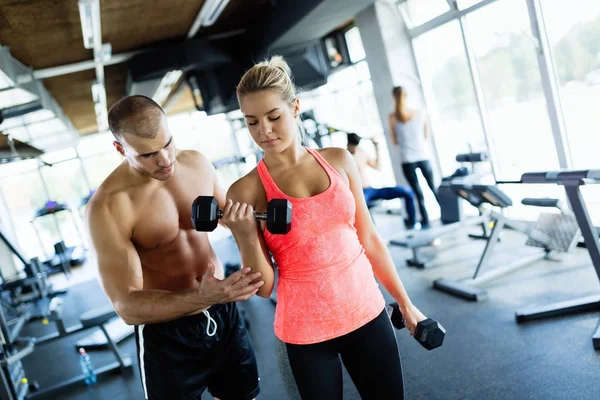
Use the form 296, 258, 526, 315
108, 95, 166, 140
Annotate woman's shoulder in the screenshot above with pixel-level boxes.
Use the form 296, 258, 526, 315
227, 167, 263, 202
315, 147, 354, 171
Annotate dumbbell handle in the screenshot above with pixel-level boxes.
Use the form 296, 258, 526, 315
216, 210, 268, 220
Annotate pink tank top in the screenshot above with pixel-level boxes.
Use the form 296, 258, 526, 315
257, 147, 386, 344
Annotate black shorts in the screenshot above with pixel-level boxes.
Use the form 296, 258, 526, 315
134, 302, 260, 400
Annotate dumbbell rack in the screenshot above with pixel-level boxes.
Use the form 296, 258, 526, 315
0, 298, 36, 400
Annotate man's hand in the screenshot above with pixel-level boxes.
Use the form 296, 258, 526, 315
199, 263, 264, 304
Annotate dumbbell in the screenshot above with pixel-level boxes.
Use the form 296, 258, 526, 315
191, 196, 292, 234
387, 302, 446, 350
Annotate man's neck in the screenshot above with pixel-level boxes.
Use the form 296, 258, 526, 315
347, 145, 357, 155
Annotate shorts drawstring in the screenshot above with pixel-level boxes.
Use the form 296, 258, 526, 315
202, 310, 217, 336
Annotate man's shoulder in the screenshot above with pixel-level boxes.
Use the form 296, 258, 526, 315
178, 150, 210, 167
86, 184, 129, 220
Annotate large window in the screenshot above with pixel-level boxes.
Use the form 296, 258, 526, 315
542, 0, 600, 223
413, 20, 488, 178
0, 168, 53, 259
77, 132, 124, 190
542, 0, 600, 170
462, 0, 568, 219
398, 0, 450, 27
466, 0, 560, 181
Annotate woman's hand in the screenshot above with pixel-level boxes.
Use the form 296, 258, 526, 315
400, 303, 427, 336
221, 199, 258, 239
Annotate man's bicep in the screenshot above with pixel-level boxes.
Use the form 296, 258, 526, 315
96, 241, 143, 300
88, 211, 143, 302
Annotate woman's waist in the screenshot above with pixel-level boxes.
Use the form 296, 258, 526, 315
271, 230, 365, 276
275, 252, 381, 310
275, 243, 367, 280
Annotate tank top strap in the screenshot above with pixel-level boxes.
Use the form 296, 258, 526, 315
304, 147, 344, 181
256, 159, 286, 201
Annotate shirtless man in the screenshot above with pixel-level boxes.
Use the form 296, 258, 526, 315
85, 95, 263, 400
346, 132, 417, 229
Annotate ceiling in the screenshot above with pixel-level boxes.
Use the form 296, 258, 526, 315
0, 0, 374, 149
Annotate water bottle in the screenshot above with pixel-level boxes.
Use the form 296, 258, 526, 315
79, 348, 97, 386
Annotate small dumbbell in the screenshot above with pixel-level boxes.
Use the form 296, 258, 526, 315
387, 302, 446, 350
191, 196, 292, 234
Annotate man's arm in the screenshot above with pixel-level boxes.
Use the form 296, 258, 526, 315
86, 198, 262, 325
365, 141, 380, 170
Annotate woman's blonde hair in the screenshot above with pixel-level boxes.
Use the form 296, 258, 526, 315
236, 55, 297, 105
236, 55, 306, 143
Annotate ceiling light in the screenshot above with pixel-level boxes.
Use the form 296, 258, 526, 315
78, 0, 101, 50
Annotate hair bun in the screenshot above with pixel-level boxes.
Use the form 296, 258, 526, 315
267, 55, 292, 79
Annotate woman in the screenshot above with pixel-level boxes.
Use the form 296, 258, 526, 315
222, 56, 428, 399
390, 86, 439, 229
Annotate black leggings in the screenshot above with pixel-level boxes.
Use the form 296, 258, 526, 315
402, 160, 438, 225
285, 309, 404, 400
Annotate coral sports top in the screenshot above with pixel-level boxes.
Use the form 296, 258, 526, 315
256, 147, 385, 344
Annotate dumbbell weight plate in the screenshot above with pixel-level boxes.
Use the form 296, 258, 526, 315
191, 196, 220, 232
266, 199, 292, 234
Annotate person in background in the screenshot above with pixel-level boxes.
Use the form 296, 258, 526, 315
389, 86, 439, 229
346, 132, 416, 229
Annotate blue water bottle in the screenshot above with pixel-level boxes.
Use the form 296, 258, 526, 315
79, 348, 97, 386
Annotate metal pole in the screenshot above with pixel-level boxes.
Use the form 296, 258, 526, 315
459, 15, 499, 182
525, 0, 572, 168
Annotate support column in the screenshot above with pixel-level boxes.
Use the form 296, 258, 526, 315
355, 1, 441, 187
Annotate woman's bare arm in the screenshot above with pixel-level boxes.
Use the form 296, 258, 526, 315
223, 176, 276, 298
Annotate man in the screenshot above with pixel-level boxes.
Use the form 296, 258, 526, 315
347, 132, 417, 229
85, 95, 263, 400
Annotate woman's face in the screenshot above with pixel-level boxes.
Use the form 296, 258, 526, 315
240, 90, 300, 154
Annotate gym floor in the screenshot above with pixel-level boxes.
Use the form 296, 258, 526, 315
20, 212, 600, 400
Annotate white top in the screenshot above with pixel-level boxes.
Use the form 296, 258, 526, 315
394, 110, 430, 163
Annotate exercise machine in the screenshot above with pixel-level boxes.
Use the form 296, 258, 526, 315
30, 201, 87, 278
389, 180, 499, 269
389, 152, 496, 269
0, 296, 133, 400
433, 183, 580, 301
509, 170, 600, 350
0, 224, 132, 353
389, 213, 491, 269
439, 151, 492, 226
0, 226, 66, 319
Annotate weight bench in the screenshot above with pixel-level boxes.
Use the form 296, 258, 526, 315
390, 214, 491, 269
26, 303, 133, 399
432, 184, 580, 301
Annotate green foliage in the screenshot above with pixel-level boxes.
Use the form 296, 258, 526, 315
431, 13, 600, 115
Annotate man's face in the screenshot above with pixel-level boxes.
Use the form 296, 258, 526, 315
114, 115, 177, 181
